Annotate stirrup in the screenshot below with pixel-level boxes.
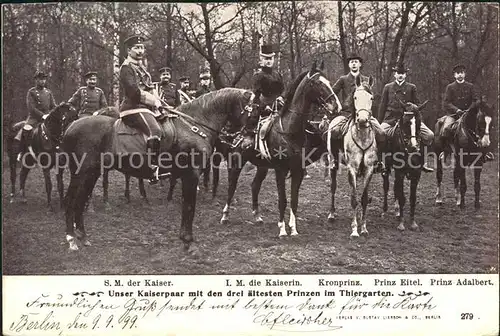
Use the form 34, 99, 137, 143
422, 163, 434, 173
485, 152, 495, 162
149, 166, 160, 185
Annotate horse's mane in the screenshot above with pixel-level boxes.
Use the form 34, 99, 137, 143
177, 88, 248, 121
280, 70, 310, 116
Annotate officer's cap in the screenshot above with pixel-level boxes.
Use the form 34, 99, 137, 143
84, 71, 98, 79
124, 35, 147, 48
159, 67, 172, 75
453, 64, 466, 73
199, 67, 211, 79
34, 71, 48, 79
179, 76, 190, 82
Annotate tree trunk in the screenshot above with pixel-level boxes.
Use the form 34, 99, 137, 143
338, 1, 348, 73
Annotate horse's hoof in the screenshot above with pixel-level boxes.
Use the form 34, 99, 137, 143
104, 202, 111, 211
350, 232, 360, 238
290, 230, 299, 236
368, 197, 373, 204
397, 224, 405, 231
255, 217, 264, 224
474, 202, 480, 210
327, 213, 336, 222
381, 212, 386, 218
361, 229, 369, 235
47, 207, 55, 214
82, 239, 91, 246
68, 242, 79, 251
435, 199, 443, 205
410, 223, 419, 231
19, 197, 28, 204
278, 234, 287, 239
220, 218, 229, 225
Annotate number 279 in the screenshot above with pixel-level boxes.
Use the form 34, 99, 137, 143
461, 313, 474, 320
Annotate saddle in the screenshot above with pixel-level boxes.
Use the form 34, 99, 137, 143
255, 114, 277, 160
111, 109, 177, 155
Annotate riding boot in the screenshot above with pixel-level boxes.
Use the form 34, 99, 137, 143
421, 145, 434, 173
146, 136, 161, 185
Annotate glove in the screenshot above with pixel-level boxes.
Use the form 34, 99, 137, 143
93, 111, 99, 116
42, 114, 48, 120
264, 106, 273, 113
276, 96, 285, 105
456, 109, 464, 115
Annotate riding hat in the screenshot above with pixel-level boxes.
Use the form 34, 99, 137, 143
84, 71, 98, 79
392, 63, 409, 73
34, 70, 48, 79
260, 44, 275, 57
159, 67, 172, 75
452, 64, 466, 73
124, 35, 147, 48
347, 55, 363, 63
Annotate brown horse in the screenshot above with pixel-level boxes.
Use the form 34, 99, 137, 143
219, 62, 340, 237
434, 102, 493, 209
61, 88, 254, 252
8, 102, 78, 211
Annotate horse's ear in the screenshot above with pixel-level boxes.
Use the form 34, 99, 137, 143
418, 100, 429, 111
368, 76, 374, 88
355, 75, 361, 87
310, 60, 317, 73
319, 60, 324, 70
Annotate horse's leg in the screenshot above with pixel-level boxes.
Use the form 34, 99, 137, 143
251, 167, 269, 224
166, 176, 177, 202
382, 170, 390, 216
102, 170, 110, 208
473, 165, 482, 209
394, 170, 406, 231
124, 174, 131, 203
288, 167, 305, 236
453, 154, 462, 207
211, 154, 222, 199
19, 165, 30, 203
360, 171, 374, 235
328, 167, 338, 222
180, 169, 199, 253
9, 153, 17, 203
56, 167, 65, 210
220, 161, 244, 225
275, 168, 288, 237
42, 168, 54, 212
65, 174, 80, 250
459, 161, 467, 209
347, 168, 359, 237
435, 149, 444, 205
138, 178, 149, 204
203, 164, 210, 192
74, 169, 100, 247
409, 172, 421, 230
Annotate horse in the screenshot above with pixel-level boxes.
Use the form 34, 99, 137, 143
381, 100, 429, 231
7, 102, 78, 211
325, 77, 378, 237
434, 101, 493, 209
219, 61, 340, 237
61, 88, 254, 252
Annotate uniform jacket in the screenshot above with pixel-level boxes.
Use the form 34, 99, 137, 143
332, 72, 370, 115
178, 88, 193, 105
378, 80, 418, 124
68, 86, 107, 115
25, 86, 57, 126
194, 86, 211, 98
252, 67, 284, 106
155, 82, 181, 107
119, 56, 156, 112
443, 81, 480, 115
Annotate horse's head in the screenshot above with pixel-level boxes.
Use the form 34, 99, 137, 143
353, 75, 374, 128
476, 99, 493, 148
45, 102, 78, 144
398, 100, 428, 152
291, 61, 341, 115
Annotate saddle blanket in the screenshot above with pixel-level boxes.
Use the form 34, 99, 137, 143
255, 115, 277, 160
111, 118, 176, 156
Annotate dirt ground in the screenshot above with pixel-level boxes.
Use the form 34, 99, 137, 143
2, 156, 499, 275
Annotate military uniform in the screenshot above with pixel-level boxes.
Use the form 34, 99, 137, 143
178, 76, 193, 104
194, 86, 211, 98
68, 86, 107, 117
119, 35, 165, 183
155, 82, 181, 107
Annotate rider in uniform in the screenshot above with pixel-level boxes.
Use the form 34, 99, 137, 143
178, 76, 193, 104
194, 67, 212, 98
378, 63, 434, 172
242, 44, 285, 150
154, 66, 181, 107
68, 71, 107, 117
15, 70, 57, 161
119, 35, 165, 184
440, 64, 494, 161
328, 55, 385, 172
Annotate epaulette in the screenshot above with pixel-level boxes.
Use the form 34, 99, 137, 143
169, 83, 176, 88
95, 87, 104, 93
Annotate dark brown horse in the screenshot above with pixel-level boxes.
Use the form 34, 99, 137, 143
382, 101, 429, 231
434, 102, 493, 209
219, 62, 340, 237
8, 102, 78, 211
61, 88, 254, 251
